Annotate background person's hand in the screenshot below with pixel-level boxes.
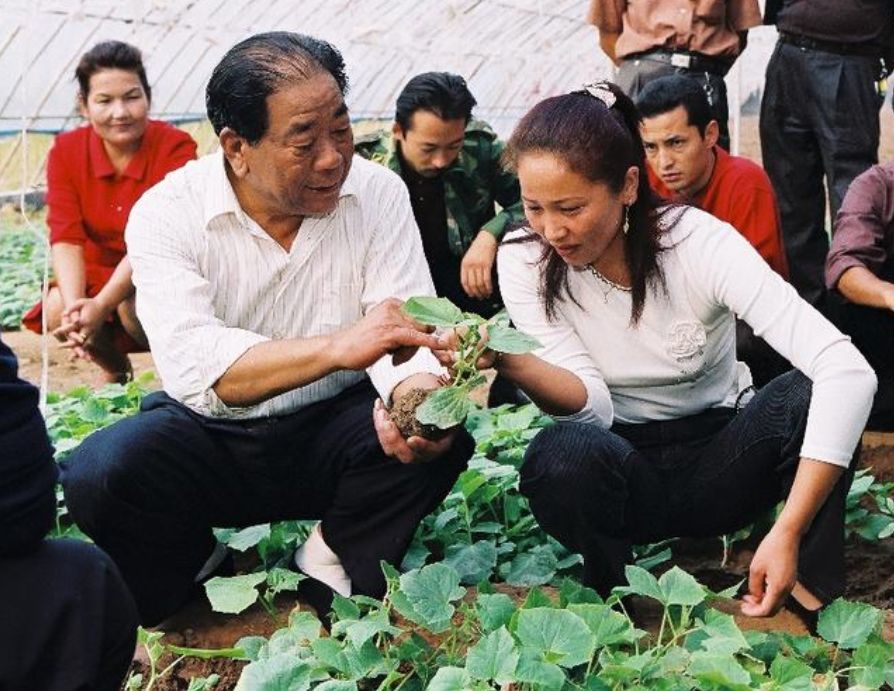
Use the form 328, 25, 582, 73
460, 231, 498, 299
331, 298, 441, 371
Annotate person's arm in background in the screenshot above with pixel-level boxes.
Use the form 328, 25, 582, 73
461, 133, 524, 299
587, 0, 625, 66
0, 336, 57, 558
826, 163, 894, 309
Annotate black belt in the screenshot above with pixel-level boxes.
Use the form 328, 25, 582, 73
627, 49, 731, 77
778, 31, 881, 59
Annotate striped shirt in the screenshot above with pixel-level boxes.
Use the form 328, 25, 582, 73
126, 151, 441, 419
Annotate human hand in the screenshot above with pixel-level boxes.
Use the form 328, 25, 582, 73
331, 298, 441, 371
740, 525, 800, 617
460, 231, 497, 299
373, 397, 456, 464
432, 324, 497, 374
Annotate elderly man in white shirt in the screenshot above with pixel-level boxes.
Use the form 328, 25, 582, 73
60, 32, 474, 626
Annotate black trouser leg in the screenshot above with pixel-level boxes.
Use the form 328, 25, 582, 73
62, 382, 472, 625
761, 44, 829, 307
521, 371, 851, 602
0, 540, 138, 691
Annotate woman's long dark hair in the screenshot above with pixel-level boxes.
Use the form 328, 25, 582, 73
503, 82, 669, 325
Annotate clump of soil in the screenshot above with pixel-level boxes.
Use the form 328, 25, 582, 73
389, 387, 455, 441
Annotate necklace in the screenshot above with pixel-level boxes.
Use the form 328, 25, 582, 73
587, 264, 632, 303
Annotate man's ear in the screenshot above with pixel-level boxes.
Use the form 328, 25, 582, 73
392, 121, 405, 142
219, 127, 249, 178
704, 120, 720, 149
77, 94, 88, 119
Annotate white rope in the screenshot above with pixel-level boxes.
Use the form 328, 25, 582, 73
17, 0, 51, 414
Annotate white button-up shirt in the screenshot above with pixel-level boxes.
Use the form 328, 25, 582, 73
126, 151, 442, 418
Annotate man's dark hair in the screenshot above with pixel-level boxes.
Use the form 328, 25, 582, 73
206, 32, 349, 145
76, 41, 151, 103
635, 75, 714, 136
395, 72, 476, 131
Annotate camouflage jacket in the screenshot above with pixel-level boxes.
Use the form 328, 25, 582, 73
355, 120, 524, 257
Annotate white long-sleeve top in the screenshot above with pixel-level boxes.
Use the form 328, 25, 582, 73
126, 152, 441, 419
498, 207, 876, 468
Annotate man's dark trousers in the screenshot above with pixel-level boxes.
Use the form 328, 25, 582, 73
761, 41, 881, 308
61, 379, 473, 625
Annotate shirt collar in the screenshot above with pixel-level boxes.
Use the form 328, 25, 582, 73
88, 125, 149, 181
203, 150, 361, 231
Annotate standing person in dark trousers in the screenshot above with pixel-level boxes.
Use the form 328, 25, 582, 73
586, 0, 762, 151
826, 160, 894, 431
355, 72, 524, 319
0, 334, 138, 691
61, 33, 474, 627
761, 0, 894, 310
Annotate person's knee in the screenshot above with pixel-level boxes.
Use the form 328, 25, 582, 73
521, 422, 622, 494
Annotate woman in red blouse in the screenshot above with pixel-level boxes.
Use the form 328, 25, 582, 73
24, 41, 197, 383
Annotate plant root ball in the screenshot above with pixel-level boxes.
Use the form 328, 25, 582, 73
389, 387, 455, 441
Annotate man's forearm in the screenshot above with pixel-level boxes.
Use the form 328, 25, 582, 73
837, 265, 894, 310
213, 336, 340, 407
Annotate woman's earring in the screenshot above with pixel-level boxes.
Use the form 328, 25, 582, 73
622, 205, 630, 235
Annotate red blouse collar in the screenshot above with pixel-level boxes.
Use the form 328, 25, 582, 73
87, 124, 150, 181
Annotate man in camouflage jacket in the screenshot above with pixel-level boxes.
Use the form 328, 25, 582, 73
355, 72, 524, 317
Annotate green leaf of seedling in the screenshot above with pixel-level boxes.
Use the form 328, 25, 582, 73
658, 566, 706, 606
314, 681, 358, 691
204, 572, 266, 614
558, 578, 602, 607
622, 564, 664, 602
399, 539, 430, 571
686, 651, 751, 689
426, 666, 474, 691
443, 540, 497, 585
816, 598, 883, 649
768, 655, 814, 691
234, 636, 267, 662
849, 639, 894, 689
215, 524, 271, 552
506, 545, 558, 587
685, 609, 749, 656
266, 567, 303, 596
403, 296, 464, 327
234, 654, 314, 691
466, 626, 519, 683
476, 592, 517, 633
416, 386, 471, 429
568, 603, 642, 648
514, 647, 567, 689
516, 608, 596, 668
330, 593, 361, 622
392, 563, 466, 633
486, 323, 542, 353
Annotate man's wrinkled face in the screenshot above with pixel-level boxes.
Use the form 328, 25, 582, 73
640, 105, 717, 198
240, 71, 354, 217
393, 110, 466, 178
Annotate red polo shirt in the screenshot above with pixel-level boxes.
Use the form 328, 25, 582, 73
46, 119, 197, 280
650, 146, 789, 278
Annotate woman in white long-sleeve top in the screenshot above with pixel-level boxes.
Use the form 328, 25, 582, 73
470, 82, 876, 626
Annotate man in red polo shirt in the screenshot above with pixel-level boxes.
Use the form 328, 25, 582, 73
636, 75, 790, 385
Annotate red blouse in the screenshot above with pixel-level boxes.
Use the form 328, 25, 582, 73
46, 119, 197, 277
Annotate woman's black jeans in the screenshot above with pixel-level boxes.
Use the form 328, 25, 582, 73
520, 371, 855, 603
